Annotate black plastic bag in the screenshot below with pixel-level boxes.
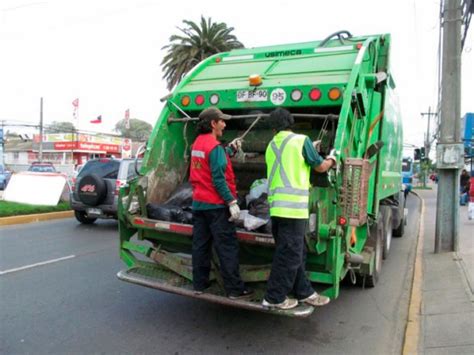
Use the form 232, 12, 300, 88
248, 193, 270, 220
146, 203, 187, 223
164, 182, 193, 209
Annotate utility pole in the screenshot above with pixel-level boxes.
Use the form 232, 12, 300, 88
435, 0, 464, 253
39, 97, 44, 162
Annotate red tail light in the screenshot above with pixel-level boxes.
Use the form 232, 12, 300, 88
115, 179, 126, 195
338, 216, 347, 226
309, 88, 322, 101
195, 95, 205, 105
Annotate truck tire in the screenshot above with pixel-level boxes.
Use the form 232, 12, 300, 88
74, 210, 97, 224
365, 215, 383, 287
380, 206, 393, 260
393, 192, 405, 237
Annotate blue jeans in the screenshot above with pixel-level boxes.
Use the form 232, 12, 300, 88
264, 217, 314, 304
192, 208, 245, 296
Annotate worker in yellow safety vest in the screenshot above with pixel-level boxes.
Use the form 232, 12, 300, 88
262, 108, 336, 310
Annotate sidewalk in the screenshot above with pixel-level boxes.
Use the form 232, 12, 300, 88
417, 187, 474, 354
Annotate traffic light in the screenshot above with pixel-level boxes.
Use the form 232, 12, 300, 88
414, 148, 421, 161
420, 147, 426, 160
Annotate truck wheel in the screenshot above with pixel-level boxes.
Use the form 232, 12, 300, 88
74, 210, 97, 224
365, 215, 383, 287
393, 192, 405, 238
380, 206, 393, 260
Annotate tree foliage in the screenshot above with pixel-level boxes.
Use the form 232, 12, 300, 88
46, 121, 76, 133
114, 118, 152, 141
161, 16, 244, 90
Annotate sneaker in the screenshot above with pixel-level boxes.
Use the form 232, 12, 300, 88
228, 288, 254, 300
299, 292, 330, 306
193, 282, 211, 295
262, 297, 298, 310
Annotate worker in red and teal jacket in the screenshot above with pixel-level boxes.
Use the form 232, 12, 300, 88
189, 107, 253, 300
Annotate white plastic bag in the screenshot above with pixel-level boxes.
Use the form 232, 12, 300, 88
245, 178, 268, 205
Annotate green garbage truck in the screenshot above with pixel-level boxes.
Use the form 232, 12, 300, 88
117, 31, 404, 317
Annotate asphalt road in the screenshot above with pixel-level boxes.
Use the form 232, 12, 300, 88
0, 195, 421, 354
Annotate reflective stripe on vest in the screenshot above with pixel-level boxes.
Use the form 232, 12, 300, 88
266, 131, 311, 219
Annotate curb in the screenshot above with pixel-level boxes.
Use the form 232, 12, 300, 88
402, 191, 424, 355
0, 210, 74, 226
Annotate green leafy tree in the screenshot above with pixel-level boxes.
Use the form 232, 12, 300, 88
45, 121, 76, 133
114, 118, 152, 141
161, 16, 244, 90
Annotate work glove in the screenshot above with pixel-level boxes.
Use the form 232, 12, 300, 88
228, 138, 243, 153
312, 140, 322, 152
228, 200, 241, 222
326, 149, 337, 168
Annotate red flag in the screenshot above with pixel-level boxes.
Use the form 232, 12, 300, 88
90, 115, 102, 124
72, 98, 79, 119
125, 109, 130, 129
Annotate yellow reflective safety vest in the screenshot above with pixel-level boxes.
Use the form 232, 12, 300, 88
265, 131, 311, 219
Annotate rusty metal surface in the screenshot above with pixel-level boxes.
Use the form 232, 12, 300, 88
341, 158, 371, 226
117, 267, 314, 318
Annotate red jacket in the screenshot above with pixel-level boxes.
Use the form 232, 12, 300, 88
189, 133, 237, 204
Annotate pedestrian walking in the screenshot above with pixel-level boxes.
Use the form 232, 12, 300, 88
189, 107, 252, 299
262, 108, 336, 310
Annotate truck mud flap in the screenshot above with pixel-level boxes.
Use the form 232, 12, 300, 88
117, 265, 314, 318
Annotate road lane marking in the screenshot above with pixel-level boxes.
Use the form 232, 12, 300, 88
0, 255, 76, 276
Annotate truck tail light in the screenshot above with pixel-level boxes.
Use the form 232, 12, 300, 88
338, 216, 347, 226
328, 88, 341, 101
195, 95, 205, 105
209, 93, 219, 105
291, 89, 302, 102
309, 88, 322, 101
181, 96, 190, 106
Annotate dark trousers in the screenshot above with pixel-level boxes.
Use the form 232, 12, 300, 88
264, 217, 314, 304
192, 208, 244, 295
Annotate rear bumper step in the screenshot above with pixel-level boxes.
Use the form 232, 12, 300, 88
117, 265, 314, 318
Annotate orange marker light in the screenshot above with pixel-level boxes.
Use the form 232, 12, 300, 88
215, 57, 222, 63
328, 88, 341, 101
249, 74, 262, 86
356, 42, 363, 50
181, 95, 190, 106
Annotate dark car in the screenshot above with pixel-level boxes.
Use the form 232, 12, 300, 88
28, 161, 56, 173
70, 158, 141, 224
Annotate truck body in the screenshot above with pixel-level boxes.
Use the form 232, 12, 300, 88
117, 32, 404, 317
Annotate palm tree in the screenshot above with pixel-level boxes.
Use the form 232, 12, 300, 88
161, 16, 244, 90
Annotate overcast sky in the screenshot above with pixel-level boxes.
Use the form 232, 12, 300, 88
0, 0, 473, 148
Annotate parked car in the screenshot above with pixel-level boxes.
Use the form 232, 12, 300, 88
0, 164, 12, 190
70, 158, 141, 224
27, 161, 56, 173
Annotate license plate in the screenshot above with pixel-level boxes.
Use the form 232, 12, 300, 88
236, 89, 268, 102
87, 208, 102, 216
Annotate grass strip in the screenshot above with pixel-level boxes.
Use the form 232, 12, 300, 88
0, 201, 71, 217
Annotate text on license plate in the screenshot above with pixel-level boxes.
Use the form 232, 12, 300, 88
87, 208, 102, 215
236, 90, 268, 102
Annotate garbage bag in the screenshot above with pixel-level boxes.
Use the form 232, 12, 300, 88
164, 182, 193, 208
248, 193, 270, 220
146, 203, 187, 223
246, 179, 268, 205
